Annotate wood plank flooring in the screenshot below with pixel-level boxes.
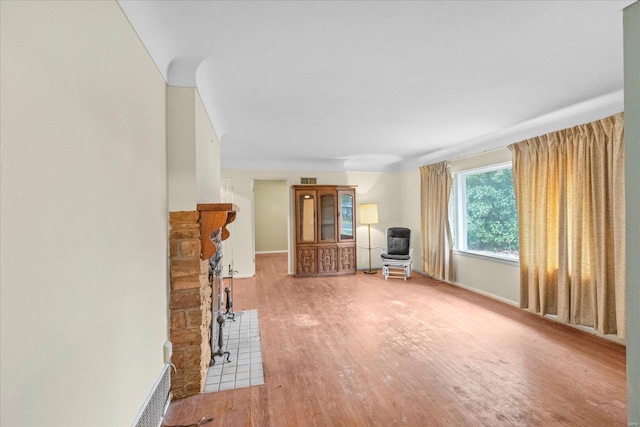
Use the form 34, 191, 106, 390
164, 253, 626, 426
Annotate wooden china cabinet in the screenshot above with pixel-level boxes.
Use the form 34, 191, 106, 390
293, 185, 357, 277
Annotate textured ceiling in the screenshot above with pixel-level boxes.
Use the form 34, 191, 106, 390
118, 0, 634, 172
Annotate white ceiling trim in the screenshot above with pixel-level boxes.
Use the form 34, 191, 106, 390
407, 89, 625, 170
118, 0, 634, 172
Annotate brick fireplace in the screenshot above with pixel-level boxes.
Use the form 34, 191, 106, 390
168, 204, 237, 399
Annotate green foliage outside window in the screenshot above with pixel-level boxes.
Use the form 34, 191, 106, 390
465, 168, 519, 256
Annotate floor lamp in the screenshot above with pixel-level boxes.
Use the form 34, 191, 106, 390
360, 203, 378, 274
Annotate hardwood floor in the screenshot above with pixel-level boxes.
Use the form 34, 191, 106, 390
164, 253, 626, 426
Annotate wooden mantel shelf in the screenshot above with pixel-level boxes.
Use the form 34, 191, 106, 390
197, 203, 239, 260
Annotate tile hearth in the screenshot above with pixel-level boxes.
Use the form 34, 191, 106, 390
204, 309, 264, 393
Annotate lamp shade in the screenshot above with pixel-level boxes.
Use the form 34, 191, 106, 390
359, 203, 379, 225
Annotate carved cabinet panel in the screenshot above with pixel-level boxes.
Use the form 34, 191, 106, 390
338, 245, 356, 272
318, 245, 338, 274
296, 247, 317, 275
293, 185, 357, 277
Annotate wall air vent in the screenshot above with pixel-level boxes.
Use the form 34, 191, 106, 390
300, 177, 317, 184
132, 363, 172, 427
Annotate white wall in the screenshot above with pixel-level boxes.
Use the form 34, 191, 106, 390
1, 1, 168, 426
352, 171, 404, 271
254, 180, 289, 253
195, 92, 221, 204
221, 170, 404, 277
168, 87, 221, 211
453, 254, 520, 304
399, 169, 424, 276
624, 2, 639, 423
167, 87, 197, 211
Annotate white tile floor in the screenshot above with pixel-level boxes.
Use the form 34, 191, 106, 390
204, 309, 264, 393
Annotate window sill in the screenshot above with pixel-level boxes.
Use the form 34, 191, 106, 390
454, 250, 520, 266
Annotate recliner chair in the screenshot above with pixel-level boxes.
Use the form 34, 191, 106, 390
380, 227, 412, 280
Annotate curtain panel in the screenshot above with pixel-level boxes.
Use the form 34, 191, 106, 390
419, 161, 454, 282
509, 113, 625, 338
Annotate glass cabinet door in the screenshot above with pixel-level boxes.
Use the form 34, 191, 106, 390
338, 190, 354, 241
318, 192, 336, 242
298, 191, 316, 243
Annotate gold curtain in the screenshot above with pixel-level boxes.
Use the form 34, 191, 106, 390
509, 113, 625, 338
420, 161, 454, 282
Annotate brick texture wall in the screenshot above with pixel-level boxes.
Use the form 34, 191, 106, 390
168, 211, 212, 398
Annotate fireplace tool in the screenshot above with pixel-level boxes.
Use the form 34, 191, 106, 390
223, 263, 237, 320
210, 312, 230, 365
208, 230, 230, 366
210, 264, 230, 365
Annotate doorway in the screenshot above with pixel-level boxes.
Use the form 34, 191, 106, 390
253, 179, 289, 274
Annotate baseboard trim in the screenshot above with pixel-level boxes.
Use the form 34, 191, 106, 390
449, 280, 519, 307
411, 270, 519, 307
543, 314, 625, 345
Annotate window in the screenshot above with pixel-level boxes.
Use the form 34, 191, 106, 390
452, 163, 519, 261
